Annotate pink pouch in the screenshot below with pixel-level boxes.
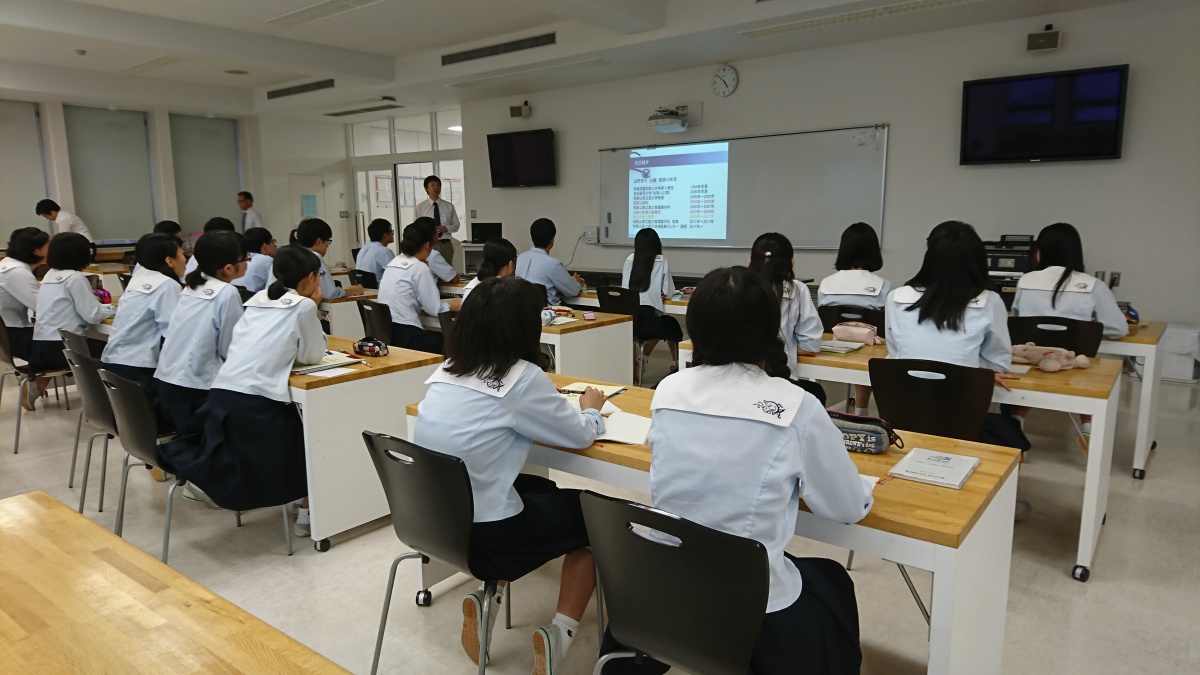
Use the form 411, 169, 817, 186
832, 321, 883, 345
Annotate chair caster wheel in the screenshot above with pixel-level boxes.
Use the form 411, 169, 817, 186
416, 590, 433, 607
1133, 469, 1145, 480
314, 539, 331, 552
1072, 565, 1090, 582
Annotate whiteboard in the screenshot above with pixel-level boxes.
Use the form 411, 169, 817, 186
597, 125, 888, 249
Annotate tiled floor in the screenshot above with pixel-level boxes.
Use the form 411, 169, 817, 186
1, 357, 1197, 674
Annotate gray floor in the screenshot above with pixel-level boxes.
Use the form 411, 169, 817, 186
1, 356, 1197, 674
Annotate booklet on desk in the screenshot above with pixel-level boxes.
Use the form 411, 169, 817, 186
291, 351, 362, 375
821, 340, 865, 354
597, 412, 652, 445
888, 448, 980, 489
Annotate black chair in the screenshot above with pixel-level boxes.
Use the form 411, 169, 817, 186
596, 286, 646, 384
350, 269, 378, 289
1008, 316, 1104, 357
59, 328, 90, 356
235, 285, 255, 303
62, 349, 117, 514
0, 324, 70, 454
351, 247, 362, 261
437, 310, 458, 338
99, 370, 293, 562
581, 491, 770, 675
362, 432, 511, 675
817, 305, 885, 335
357, 299, 394, 344
117, 273, 132, 291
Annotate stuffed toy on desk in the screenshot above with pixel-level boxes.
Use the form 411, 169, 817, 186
1012, 343, 1091, 373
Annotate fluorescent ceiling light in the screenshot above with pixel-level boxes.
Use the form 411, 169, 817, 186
447, 59, 609, 89
447, 125, 463, 132
741, 0, 985, 38
116, 55, 184, 75
266, 0, 388, 29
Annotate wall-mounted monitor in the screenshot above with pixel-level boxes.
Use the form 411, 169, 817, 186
487, 129, 556, 187
960, 64, 1129, 164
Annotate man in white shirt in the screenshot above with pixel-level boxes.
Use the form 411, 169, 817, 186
414, 175, 460, 265
35, 199, 93, 241
237, 191, 264, 230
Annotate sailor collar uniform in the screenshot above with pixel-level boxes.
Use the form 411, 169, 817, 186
885, 285, 1012, 371
180, 275, 230, 300
1012, 266, 1128, 339
0, 258, 38, 328
1017, 266, 1096, 293
818, 270, 887, 297
101, 269, 180, 369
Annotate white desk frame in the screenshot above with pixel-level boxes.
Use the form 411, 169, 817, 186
1096, 338, 1162, 479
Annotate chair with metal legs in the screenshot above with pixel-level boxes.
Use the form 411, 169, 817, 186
0, 324, 71, 454
61, 349, 118, 513
98, 370, 293, 563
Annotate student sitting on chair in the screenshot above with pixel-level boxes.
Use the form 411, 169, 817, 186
414, 216, 460, 285
1010, 222, 1127, 449
233, 227, 276, 294
0, 227, 49, 365
413, 275, 606, 674
130, 221, 182, 276
184, 217, 237, 276
101, 234, 185, 408
378, 222, 462, 354
155, 231, 247, 435
280, 218, 364, 333
28, 233, 115, 408
748, 232, 826, 404
516, 218, 585, 305
604, 265, 874, 675
622, 228, 682, 373
159, 245, 325, 535
462, 237, 518, 302
818, 222, 892, 416
355, 218, 396, 286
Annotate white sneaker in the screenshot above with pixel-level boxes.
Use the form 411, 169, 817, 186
532, 623, 565, 675
461, 589, 501, 665
293, 507, 311, 538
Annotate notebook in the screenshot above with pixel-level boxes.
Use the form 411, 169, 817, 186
562, 382, 626, 397
597, 411, 652, 445
888, 448, 980, 489
821, 340, 865, 354
560, 392, 622, 416
291, 351, 362, 375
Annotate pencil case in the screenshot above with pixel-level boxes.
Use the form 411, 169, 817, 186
827, 410, 903, 455
832, 321, 883, 345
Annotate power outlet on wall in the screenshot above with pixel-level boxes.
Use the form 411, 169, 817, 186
1109, 271, 1121, 289
583, 226, 599, 244
470, 209, 477, 218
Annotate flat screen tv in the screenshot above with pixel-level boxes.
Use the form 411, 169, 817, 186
960, 65, 1129, 164
488, 129, 556, 187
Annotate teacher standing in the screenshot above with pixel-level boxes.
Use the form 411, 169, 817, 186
414, 175, 460, 265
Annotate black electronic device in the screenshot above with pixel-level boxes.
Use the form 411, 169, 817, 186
985, 235, 1035, 275
470, 222, 502, 244
487, 129, 556, 187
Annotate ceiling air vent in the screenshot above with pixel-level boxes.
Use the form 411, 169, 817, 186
267, 79, 336, 100
741, 0, 984, 37
324, 104, 404, 117
266, 0, 389, 28
442, 32, 556, 66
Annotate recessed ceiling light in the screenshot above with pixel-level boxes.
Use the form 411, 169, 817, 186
447, 125, 463, 132
225, 69, 249, 75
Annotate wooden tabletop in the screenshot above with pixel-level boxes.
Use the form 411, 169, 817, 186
324, 289, 378, 304
289, 336, 442, 390
84, 263, 131, 274
542, 310, 631, 334
407, 373, 1019, 548
0, 491, 348, 674
1108, 321, 1166, 345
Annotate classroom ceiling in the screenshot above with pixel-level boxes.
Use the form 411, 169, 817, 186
0, 0, 1137, 120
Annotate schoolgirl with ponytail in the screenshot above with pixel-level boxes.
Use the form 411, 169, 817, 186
748, 232, 823, 382
155, 231, 249, 433
377, 220, 462, 353
461, 236, 517, 301
159, 244, 325, 533
287, 217, 364, 300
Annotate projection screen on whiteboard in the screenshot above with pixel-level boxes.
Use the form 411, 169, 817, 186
597, 125, 888, 249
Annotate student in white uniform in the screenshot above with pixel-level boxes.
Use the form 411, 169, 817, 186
159, 245, 325, 533
413, 276, 606, 674
155, 231, 247, 435
130, 222, 183, 277
378, 222, 461, 353
462, 237, 518, 302
35, 199, 93, 241
621, 228, 682, 372
354, 218, 395, 287
414, 217, 461, 284
749, 232, 825, 403
605, 265, 874, 674
184, 218, 237, 276
288, 218, 364, 333
1010, 222, 1127, 447
818, 222, 892, 416
0, 227, 49, 364
515, 218, 586, 305
233, 227, 275, 295
29, 233, 116, 407
100, 234, 185, 426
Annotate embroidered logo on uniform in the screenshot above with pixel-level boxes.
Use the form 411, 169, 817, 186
482, 376, 504, 391
203, 288, 215, 296
754, 400, 785, 418
865, 286, 877, 293
54, 275, 62, 281
142, 284, 152, 291
1074, 282, 1088, 289
281, 298, 294, 306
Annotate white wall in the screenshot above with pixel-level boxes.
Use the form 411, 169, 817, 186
462, 0, 1200, 323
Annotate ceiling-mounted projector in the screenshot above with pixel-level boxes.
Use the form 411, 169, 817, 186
648, 107, 688, 133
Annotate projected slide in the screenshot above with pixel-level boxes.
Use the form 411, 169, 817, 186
628, 142, 729, 239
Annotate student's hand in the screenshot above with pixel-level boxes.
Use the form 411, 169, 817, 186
572, 273, 586, 285
994, 372, 1019, 391
579, 386, 606, 412
346, 284, 365, 297
308, 286, 324, 305
446, 297, 462, 311
660, 292, 668, 301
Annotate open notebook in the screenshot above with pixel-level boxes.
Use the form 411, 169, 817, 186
291, 350, 362, 375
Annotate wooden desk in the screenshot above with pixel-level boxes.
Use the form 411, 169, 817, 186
84, 263, 131, 299
290, 336, 441, 551
405, 373, 1019, 675
1097, 321, 1166, 479
0, 491, 348, 674
438, 283, 693, 316
679, 337, 1119, 582
320, 290, 377, 339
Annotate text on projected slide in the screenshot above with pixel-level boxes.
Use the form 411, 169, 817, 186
629, 142, 729, 240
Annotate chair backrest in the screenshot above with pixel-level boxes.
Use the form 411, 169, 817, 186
117, 273, 132, 290
97, 370, 162, 466
1007, 316, 1103, 357
868, 358, 993, 441
357, 299, 394, 343
596, 286, 641, 335
362, 432, 475, 574
235, 285, 255, 303
59, 329, 90, 355
351, 247, 361, 261
437, 310, 458, 338
818, 305, 885, 334
349, 269, 378, 289
63, 349, 118, 434
531, 282, 549, 306
580, 491, 769, 675
0, 322, 16, 369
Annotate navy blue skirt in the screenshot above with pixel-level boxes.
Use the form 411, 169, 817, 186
155, 379, 209, 437
6, 326, 33, 363
158, 389, 308, 511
